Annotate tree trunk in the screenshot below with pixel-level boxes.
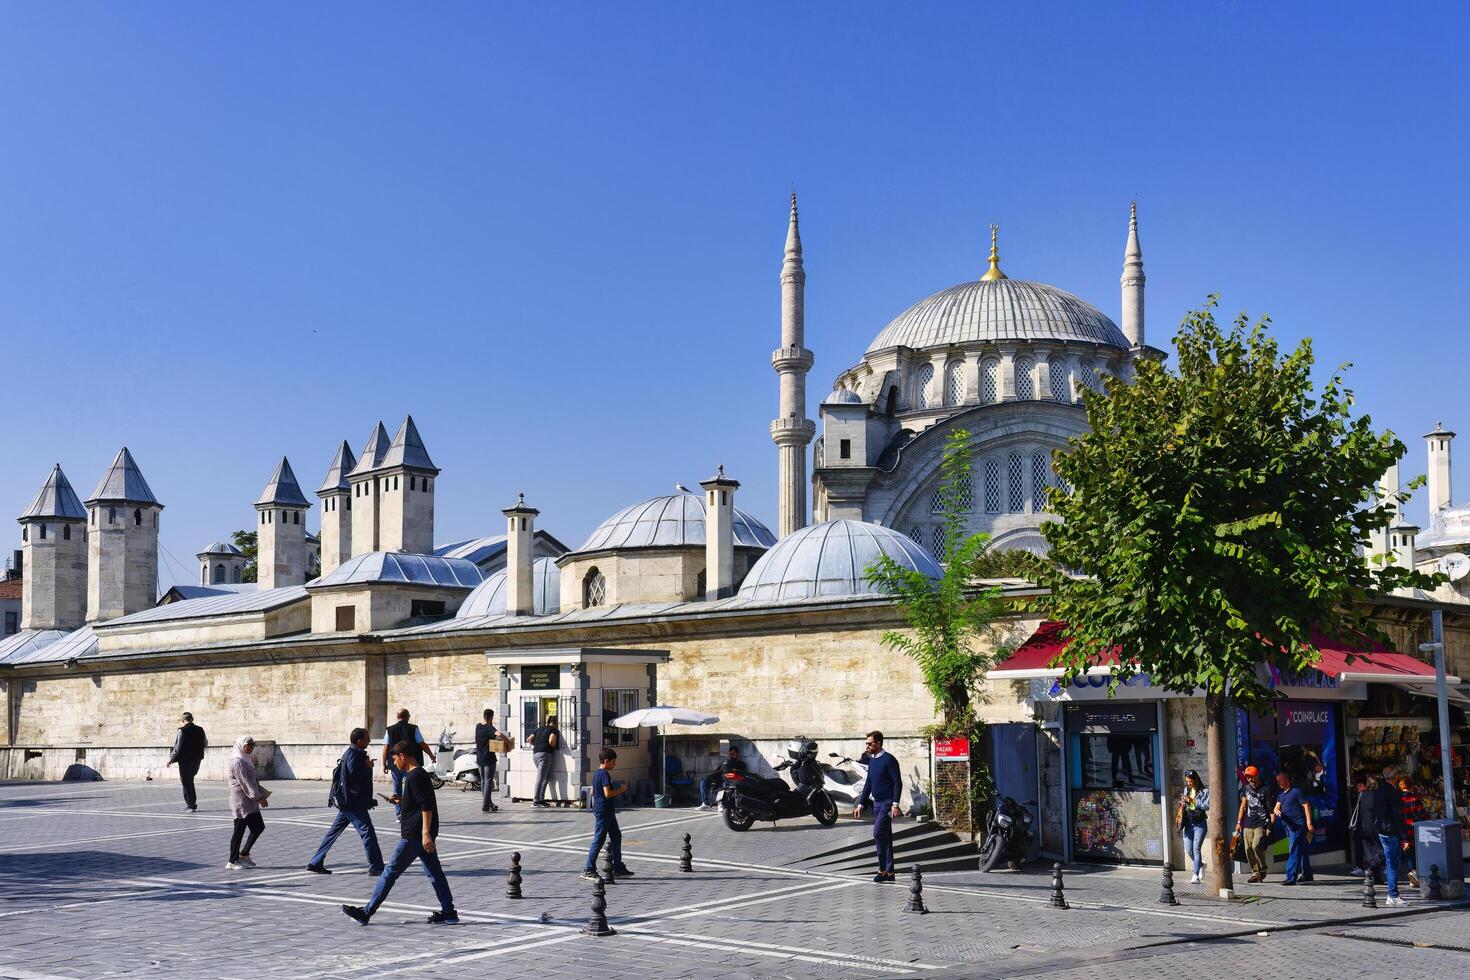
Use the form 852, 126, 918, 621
1205, 691, 1234, 894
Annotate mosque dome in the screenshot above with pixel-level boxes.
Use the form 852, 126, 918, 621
456, 557, 562, 618
737, 519, 940, 601
823, 388, 864, 405
574, 494, 776, 553
198, 541, 244, 557
311, 552, 484, 589
865, 278, 1129, 354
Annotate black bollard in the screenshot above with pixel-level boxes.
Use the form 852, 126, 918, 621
904, 865, 929, 914
601, 847, 617, 886
506, 851, 523, 900
582, 876, 616, 937
1361, 867, 1376, 908
1159, 863, 1179, 906
679, 833, 694, 873
1049, 862, 1069, 910
1427, 864, 1443, 900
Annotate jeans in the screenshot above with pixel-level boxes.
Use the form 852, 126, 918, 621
533, 752, 554, 803
872, 804, 895, 873
1182, 821, 1206, 876
480, 763, 498, 809
1378, 834, 1400, 897
178, 760, 200, 809
584, 809, 623, 871
388, 766, 405, 815
1283, 819, 1311, 882
310, 807, 384, 874
229, 811, 264, 862
365, 837, 455, 916
1243, 826, 1270, 877
700, 773, 723, 806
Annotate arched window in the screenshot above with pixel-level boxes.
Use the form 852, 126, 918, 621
133, 509, 142, 526
983, 458, 1001, 513
63, 525, 71, 541
213, 563, 226, 584
1049, 358, 1069, 402
293, 511, 300, 525
583, 567, 606, 608
1031, 452, 1050, 512
108, 507, 116, 524
695, 569, 706, 598
1007, 452, 1025, 513
1014, 357, 1035, 400
39, 524, 47, 540
930, 525, 947, 560
1079, 359, 1101, 392
232, 565, 242, 583
944, 361, 966, 406
914, 363, 934, 409
909, 525, 923, 545
980, 359, 1000, 404
929, 488, 943, 513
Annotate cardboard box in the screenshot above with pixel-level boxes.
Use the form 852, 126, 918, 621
488, 737, 515, 753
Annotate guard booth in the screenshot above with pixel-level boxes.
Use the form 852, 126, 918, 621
490, 647, 669, 805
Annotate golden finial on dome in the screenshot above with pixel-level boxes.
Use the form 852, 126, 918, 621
981, 223, 1006, 281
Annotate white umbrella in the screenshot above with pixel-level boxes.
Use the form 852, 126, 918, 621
610, 705, 720, 799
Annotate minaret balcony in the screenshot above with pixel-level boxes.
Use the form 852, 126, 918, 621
770, 417, 816, 445
771, 346, 815, 372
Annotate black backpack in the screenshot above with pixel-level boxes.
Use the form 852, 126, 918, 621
327, 757, 344, 809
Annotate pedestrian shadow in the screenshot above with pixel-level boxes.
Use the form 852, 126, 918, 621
0, 849, 202, 886
0, 795, 93, 809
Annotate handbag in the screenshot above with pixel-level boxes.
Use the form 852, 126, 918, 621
1230, 832, 1245, 862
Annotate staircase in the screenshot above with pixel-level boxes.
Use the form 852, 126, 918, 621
796, 820, 979, 874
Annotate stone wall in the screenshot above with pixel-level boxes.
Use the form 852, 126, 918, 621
0, 740, 277, 781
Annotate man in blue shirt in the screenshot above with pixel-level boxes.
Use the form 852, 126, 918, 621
1272, 771, 1316, 885
581, 748, 634, 881
307, 728, 384, 876
854, 730, 902, 883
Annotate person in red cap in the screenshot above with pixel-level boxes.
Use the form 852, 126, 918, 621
1235, 765, 1273, 882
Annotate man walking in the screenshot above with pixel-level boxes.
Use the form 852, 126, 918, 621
166, 711, 208, 812
1273, 771, 1315, 885
474, 708, 507, 814
698, 746, 746, 811
529, 715, 559, 807
381, 708, 434, 814
307, 728, 385, 876
580, 748, 634, 881
853, 731, 902, 883
341, 740, 458, 926
1234, 765, 1273, 882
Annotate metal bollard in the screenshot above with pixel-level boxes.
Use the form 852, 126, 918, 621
601, 847, 617, 886
1159, 862, 1180, 906
506, 851, 523, 899
904, 865, 929, 914
1427, 864, 1443, 901
1049, 862, 1069, 910
582, 876, 616, 937
1361, 867, 1376, 908
679, 833, 694, 873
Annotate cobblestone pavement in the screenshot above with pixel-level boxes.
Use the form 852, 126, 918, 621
0, 779, 1464, 979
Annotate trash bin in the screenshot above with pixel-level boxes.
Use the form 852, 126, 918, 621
1414, 820, 1464, 899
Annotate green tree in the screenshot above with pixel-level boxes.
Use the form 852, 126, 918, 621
231, 530, 258, 583
1042, 298, 1433, 893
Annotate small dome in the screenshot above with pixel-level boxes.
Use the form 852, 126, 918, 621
823, 388, 864, 405
575, 494, 776, 553
738, 520, 940, 601
457, 557, 561, 618
311, 552, 484, 589
198, 541, 244, 557
866, 278, 1129, 353
1419, 506, 1470, 553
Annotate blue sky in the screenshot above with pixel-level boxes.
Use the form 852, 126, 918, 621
2, 3, 1466, 584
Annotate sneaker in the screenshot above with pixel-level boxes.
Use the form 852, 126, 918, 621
305, 863, 332, 875
1349, 867, 1366, 877
489, 804, 501, 813
613, 866, 635, 878
236, 854, 256, 869
1282, 879, 1297, 886
1408, 871, 1420, 888
1386, 896, 1407, 907
1190, 874, 1201, 884
1247, 873, 1263, 883
341, 904, 370, 926
532, 801, 550, 808
427, 909, 460, 925
186, 806, 197, 812
225, 861, 244, 870
580, 869, 601, 881
873, 873, 890, 883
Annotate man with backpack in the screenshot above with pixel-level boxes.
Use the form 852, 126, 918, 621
307, 728, 384, 876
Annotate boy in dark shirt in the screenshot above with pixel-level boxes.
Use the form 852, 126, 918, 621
341, 741, 458, 926
581, 748, 634, 881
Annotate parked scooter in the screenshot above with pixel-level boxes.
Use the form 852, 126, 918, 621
427, 728, 481, 792
718, 737, 839, 831
977, 794, 1036, 871
820, 751, 869, 809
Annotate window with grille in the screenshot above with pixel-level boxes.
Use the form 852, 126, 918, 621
909, 526, 923, 545
1015, 357, 1035, 400
1031, 452, 1050, 512
1080, 360, 1100, 391
980, 359, 999, 403
944, 361, 966, 406
1008, 452, 1025, 512
584, 568, 606, 607
929, 488, 943, 513
983, 458, 1001, 513
930, 525, 947, 560
602, 689, 640, 747
1049, 359, 1069, 402
954, 475, 974, 512
914, 363, 934, 409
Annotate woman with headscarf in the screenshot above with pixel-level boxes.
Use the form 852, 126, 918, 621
227, 735, 270, 870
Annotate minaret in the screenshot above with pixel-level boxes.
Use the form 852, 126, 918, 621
316, 440, 357, 576
254, 457, 311, 588
1366, 461, 1401, 566
377, 415, 439, 555
18, 465, 88, 630
770, 193, 815, 538
347, 422, 391, 557
1121, 201, 1145, 347
85, 448, 163, 622
700, 465, 739, 600
501, 493, 539, 616
1425, 421, 1454, 514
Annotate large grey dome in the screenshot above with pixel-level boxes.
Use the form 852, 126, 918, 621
457, 558, 562, 618
575, 494, 776, 553
866, 279, 1129, 353
738, 520, 940, 601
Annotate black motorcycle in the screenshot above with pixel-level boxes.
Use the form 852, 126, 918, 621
719, 738, 839, 831
977, 795, 1036, 871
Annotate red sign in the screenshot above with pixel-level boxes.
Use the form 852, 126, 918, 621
934, 737, 970, 760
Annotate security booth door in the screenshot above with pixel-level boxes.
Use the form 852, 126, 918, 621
1067, 704, 1163, 863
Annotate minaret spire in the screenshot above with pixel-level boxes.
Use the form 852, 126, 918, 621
1121, 201, 1145, 347
771, 192, 816, 538
980, 224, 1006, 281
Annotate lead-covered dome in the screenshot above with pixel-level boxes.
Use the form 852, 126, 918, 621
738, 520, 940, 601
866, 279, 1129, 354
456, 557, 562, 618
575, 494, 776, 553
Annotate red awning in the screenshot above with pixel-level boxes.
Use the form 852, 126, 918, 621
990, 620, 1458, 685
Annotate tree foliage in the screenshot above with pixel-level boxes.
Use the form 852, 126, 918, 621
232, 529, 259, 583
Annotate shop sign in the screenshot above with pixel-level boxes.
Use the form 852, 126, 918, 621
1279, 705, 1332, 743
1046, 672, 1194, 701
1262, 663, 1339, 690
521, 665, 560, 691
1065, 704, 1157, 734
934, 737, 970, 760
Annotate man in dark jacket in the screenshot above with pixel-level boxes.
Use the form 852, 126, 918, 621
382, 708, 435, 815
307, 728, 385, 876
473, 708, 508, 814
853, 730, 903, 883
166, 712, 208, 812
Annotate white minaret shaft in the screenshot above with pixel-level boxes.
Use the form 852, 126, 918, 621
502, 494, 539, 617
1121, 201, 1145, 348
700, 466, 739, 600
1425, 422, 1455, 514
770, 193, 815, 538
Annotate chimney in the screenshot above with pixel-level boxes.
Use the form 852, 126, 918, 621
1392, 520, 1419, 573
1425, 422, 1455, 514
700, 465, 740, 600
502, 494, 539, 616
